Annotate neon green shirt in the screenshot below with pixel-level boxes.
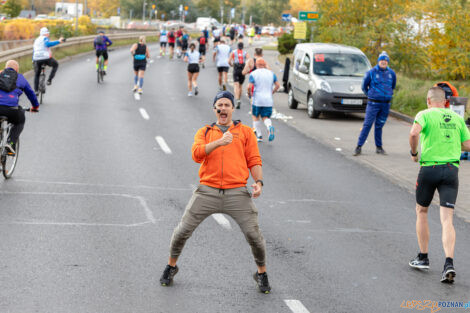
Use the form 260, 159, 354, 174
414, 107, 470, 167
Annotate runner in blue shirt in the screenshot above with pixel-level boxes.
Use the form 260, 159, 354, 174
93, 30, 112, 74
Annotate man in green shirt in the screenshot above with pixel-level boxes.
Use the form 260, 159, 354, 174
408, 86, 470, 283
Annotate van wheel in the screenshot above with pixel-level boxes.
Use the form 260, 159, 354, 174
307, 94, 321, 118
288, 88, 298, 109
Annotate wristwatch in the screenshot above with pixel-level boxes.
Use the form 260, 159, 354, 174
410, 150, 418, 157
255, 180, 264, 186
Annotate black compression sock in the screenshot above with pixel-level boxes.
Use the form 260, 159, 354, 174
418, 253, 428, 260
445, 257, 453, 266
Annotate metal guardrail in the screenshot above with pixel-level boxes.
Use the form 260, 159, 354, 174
0, 31, 156, 63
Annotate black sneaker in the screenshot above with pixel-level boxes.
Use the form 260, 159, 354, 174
353, 146, 362, 156
46, 80, 52, 86
409, 255, 430, 269
441, 264, 456, 284
194, 86, 199, 96
236, 100, 241, 109
160, 265, 179, 286
376, 146, 386, 154
253, 272, 271, 294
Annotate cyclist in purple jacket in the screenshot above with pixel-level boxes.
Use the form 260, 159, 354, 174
0, 60, 39, 155
94, 30, 113, 74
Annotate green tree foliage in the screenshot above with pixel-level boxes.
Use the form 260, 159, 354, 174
1, 0, 23, 17
311, 0, 469, 80
245, 0, 289, 25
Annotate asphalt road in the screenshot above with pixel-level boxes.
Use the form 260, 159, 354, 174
1, 40, 469, 313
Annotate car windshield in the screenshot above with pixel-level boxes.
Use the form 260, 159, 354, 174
313, 53, 370, 77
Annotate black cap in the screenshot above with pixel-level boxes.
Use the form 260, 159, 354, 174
213, 91, 234, 107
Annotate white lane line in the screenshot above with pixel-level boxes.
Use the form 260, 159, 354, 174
139, 108, 149, 120
155, 136, 172, 154
284, 300, 311, 313
212, 214, 232, 230
335, 148, 342, 152
134, 93, 141, 101
136, 196, 157, 224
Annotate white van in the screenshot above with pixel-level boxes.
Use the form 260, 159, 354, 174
196, 17, 222, 31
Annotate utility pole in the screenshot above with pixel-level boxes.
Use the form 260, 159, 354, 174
74, 0, 78, 32
220, 0, 223, 24
142, 0, 146, 23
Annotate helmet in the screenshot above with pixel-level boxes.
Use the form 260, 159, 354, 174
40, 27, 49, 36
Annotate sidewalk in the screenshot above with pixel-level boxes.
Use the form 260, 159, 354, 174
259, 48, 470, 223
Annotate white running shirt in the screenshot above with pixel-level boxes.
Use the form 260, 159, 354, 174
186, 50, 201, 64
249, 68, 278, 107
214, 44, 231, 67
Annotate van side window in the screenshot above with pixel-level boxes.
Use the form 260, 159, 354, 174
302, 54, 311, 73
295, 52, 303, 71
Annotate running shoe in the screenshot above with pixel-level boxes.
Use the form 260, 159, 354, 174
353, 146, 362, 156
188, 91, 193, 97
160, 265, 179, 286
5, 141, 16, 156
268, 126, 275, 142
253, 272, 271, 294
137, 88, 143, 94
376, 146, 387, 155
236, 100, 241, 109
257, 135, 263, 142
222, 84, 227, 91
132, 85, 139, 92
409, 254, 430, 269
202, 63, 205, 68
46, 80, 52, 86
194, 87, 199, 96
441, 264, 456, 284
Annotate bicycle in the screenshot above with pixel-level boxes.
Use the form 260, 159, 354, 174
37, 64, 46, 104
97, 54, 105, 83
0, 107, 34, 179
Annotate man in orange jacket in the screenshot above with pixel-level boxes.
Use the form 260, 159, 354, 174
160, 91, 271, 293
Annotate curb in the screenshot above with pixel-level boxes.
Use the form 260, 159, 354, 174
389, 109, 414, 124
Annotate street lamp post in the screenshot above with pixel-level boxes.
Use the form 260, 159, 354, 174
142, 0, 146, 23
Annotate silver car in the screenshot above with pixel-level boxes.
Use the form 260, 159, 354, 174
287, 43, 371, 118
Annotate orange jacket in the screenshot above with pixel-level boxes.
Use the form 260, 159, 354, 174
192, 121, 262, 189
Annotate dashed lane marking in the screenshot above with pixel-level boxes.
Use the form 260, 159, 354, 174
134, 93, 141, 101
212, 214, 232, 230
139, 108, 149, 120
284, 300, 311, 313
155, 136, 172, 154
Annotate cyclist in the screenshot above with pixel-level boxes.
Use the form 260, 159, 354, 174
168, 28, 176, 59
130, 36, 150, 94
93, 30, 112, 75
229, 42, 249, 109
32, 27, 64, 95
197, 31, 208, 68
213, 39, 231, 91
0, 60, 39, 155
184, 43, 203, 96
159, 26, 168, 57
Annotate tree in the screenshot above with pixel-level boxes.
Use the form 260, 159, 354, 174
88, 0, 120, 17
1, 0, 23, 17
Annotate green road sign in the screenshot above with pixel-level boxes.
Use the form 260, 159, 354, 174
299, 11, 319, 21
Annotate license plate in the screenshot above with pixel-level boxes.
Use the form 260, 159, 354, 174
341, 99, 363, 105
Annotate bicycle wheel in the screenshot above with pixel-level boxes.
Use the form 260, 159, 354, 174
2, 137, 19, 179
39, 74, 45, 103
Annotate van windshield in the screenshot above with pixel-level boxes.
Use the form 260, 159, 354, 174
313, 53, 370, 77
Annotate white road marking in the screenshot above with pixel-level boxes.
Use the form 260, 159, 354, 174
13, 179, 192, 191
212, 214, 232, 230
0, 191, 157, 225
334, 137, 341, 141
134, 93, 141, 101
155, 136, 172, 154
284, 300, 311, 313
336, 148, 342, 152
139, 108, 149, 120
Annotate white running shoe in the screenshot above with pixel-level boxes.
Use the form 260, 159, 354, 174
137, 88, 143, 94
132, 85, 138, 92
188, 91, 193, 97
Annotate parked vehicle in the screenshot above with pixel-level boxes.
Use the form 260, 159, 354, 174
196, 17, 222, 31
286, 43, 371, 118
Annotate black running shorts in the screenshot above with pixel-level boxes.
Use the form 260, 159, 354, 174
233, 66, 245, 84
214, 37, 220, 43
217, 66, 229, 73
416, 164, 459, 209
188, 63, 200, 73
169, 42, 175, 48
199, 46, 206, 56
133, 63, 146, 72
160, 42, 167, 47
96, 50, 108, 60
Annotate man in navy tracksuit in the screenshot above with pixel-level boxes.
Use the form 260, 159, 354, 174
354, 51, 396, 156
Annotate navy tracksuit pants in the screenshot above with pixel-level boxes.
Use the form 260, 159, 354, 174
357, 101, 390, 147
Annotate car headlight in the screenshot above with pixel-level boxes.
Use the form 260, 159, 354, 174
319, 81, 332, 93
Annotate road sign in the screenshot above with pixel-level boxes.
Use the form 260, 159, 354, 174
179, 4, 183, 12
184, 6, 188, 11
294, 22, 307, 40
281, 13, 291, 22
152, 4, 155, 9
299, 11, 319, 21
231, 8, 235, 19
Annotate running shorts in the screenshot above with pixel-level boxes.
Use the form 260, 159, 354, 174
214, 37, 220, 43
217, 66, 229, 73
96, 50, 108, 60
133, 63, 147, 72
252, 105, 272, 118
233, 65, 245, 84
160, 42, 167, 47
182, 42, 188, 51
188, 64, 200, 73
169, 42, 175, 48
199, 46, 206, 56
416, 164, 459, 209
